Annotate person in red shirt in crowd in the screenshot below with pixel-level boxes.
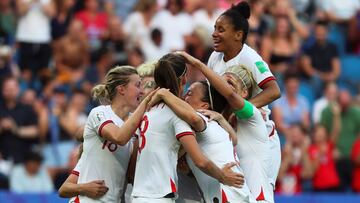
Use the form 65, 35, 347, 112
75, 0, 108, 50
276, 124, 313, 195
351, 136, 360, 192
308, 122, 340, 192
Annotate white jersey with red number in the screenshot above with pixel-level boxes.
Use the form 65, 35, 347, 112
131, 103, 194, 198
207, 44, 281, 188
235, 105, 273, 203
186, 113, 256, 203
77, 105, 132, 203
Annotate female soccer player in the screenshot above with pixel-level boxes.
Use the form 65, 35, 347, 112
207, 1, 281, 191
131, 53, 244, 203
179, 51, 274, 203
149, 81, 256, 203
75, 66, 156, 203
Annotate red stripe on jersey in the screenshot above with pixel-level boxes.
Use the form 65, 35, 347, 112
256, 187, 265, 201
176, 131, 194, 140
269, 124, 275, 137
258, 76, 276, 89
74, 195, 80, 203
221, 189, 229, 203
71, 170, 80, 176
98, 120, 114, 137
170, 178, 177, 193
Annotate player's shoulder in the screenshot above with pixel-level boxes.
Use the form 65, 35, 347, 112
208, 51, 224, 63
239, 44, 263, 62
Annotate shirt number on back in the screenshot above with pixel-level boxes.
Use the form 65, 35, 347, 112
138, 115, 149, 153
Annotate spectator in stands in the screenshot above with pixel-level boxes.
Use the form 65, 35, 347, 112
75, 0, 108, 51
123, 0, 158, 49
0, 0, 16, 42
141, 28, 169, 62
192, 0, 224, 37
53, 19, 89, 85
316, 0, 360, 24
272, 73, 310, 140
10, 150, 54, 193
351, 135, 360, 192
277, 124, 313, 194
247, 0, 269, 51
15, 0, 55, 89
101, 16, 127, 65
308, 123, 341, 192
300, 20, 341, 97
312, 82, 338, 124
348, 10, 360, 54
151, 0, 194, 51
320, 89, 360, 191
0, 76, 39, 163
261, 15, 300, 84
51, 0, 75, 42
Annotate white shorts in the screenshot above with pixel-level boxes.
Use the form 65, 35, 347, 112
267, 123, 281, 190
132, 197, 175, 203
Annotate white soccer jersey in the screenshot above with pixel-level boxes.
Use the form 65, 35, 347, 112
207, 44, 275, 119
131, 103, 194, 199
186, 113, 256, 203
235, 104, 273, 203
207, 44, 281, 188
77, 105, 132, 203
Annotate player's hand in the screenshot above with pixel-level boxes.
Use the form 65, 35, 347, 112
223, 73, 240, 93
147, 88, 169, 110
175, 51, 200, 66
220, 162, 244, 188
81, 180, 109, 199
141, 88, 159, 107
198, 109, 224, 122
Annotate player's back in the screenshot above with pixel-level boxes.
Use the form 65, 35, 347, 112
132, 103, 193, 198
78, 105, 132, 203
187, 114, 256, 203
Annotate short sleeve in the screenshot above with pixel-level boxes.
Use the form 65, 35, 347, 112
71, 158, 83, 176
207, 51, 217, 69
251, 60, 276, 89
171, 115, 194, 140
88, 108, 114, 137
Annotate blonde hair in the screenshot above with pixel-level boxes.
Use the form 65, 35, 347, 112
92, 66, 138, 104
224, 65, 256, 98
137, 61, 157, 78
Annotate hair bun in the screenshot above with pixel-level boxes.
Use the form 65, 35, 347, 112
232, 1, 251, 19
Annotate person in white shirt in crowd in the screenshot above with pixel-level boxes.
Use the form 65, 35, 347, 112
151, 0, 194, 51
123, 0, 159, 49
10, 151, 54, 193
192, 0, 224, 38
15, 0, 55, 86
312, 82, 338, 124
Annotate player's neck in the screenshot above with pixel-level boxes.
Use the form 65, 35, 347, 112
223, 44, 243, 62
111, 102, 131, 120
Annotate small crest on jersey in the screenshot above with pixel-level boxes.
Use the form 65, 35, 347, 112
255, 61, 268, 73
96, 112, 106, 121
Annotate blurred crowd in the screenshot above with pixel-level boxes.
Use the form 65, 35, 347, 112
0, 0, 360, 196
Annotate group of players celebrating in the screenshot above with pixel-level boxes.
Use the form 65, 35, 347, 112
58, 2, 282, 203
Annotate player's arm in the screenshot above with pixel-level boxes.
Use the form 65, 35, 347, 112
148, 88, 205, 132
101, 89, 157, 146
179, 135, 243, 187
198, 109, 237, 146
58, 173, 108, 199
248, 80, 281, 108
178, 51, 246, 111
